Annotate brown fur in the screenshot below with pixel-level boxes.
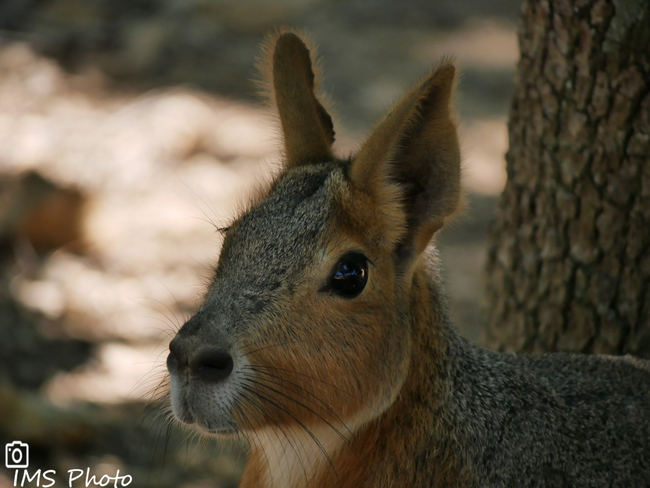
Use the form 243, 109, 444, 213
238, 265, 468, 488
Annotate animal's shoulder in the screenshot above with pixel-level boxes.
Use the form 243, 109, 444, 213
471, 350, 650, 486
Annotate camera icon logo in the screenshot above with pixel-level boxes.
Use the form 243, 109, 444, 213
5, 441, 29, 469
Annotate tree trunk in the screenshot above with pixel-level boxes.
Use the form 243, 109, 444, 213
484, 0, 650, 356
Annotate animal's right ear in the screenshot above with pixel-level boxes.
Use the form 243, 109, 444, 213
260, 31, 335, 169
349, 63, 460, 264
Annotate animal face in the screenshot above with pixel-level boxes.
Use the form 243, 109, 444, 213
167, 161, 412, 436
167, 30, 460, 440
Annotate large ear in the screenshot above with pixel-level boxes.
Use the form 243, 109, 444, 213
261, 31, 335, 169
350, 63, 460, 260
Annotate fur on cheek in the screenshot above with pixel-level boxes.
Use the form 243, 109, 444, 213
237, 293, 410, 434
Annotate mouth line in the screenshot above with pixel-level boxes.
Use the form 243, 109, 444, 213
196, 423, 239, 437
177, 401, 195, 424
175, 407, 236, 436
169, 380, 196, 425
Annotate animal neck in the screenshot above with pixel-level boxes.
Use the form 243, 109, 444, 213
242, 423, 349, 488
353, 263, 471, 485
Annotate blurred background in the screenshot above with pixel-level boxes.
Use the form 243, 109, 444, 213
0, 1, 519, 486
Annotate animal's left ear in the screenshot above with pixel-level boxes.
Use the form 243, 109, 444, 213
262, 31, 335, 169
349, 63, 461, 261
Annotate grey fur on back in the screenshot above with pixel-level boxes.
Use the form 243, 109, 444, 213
446, 326, 650, 487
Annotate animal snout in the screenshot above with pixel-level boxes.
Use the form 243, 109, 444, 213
189, 349, 234, 383
167, 337, 234, 383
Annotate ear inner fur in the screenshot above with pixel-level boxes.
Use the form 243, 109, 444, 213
349, 63, 460, 261
271, 32, 335, 168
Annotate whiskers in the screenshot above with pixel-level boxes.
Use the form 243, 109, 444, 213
230, 342, 373, 487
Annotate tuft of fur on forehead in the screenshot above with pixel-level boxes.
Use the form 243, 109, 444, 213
216, 163, 340, 284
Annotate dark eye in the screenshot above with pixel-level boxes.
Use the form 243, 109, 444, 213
325, 252, 369, 298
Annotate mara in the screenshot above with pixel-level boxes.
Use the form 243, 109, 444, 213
165, 31, 650, 488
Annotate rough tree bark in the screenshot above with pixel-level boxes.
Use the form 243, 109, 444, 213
484, 0, 650, 356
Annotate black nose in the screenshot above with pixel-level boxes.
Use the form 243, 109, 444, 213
188, 349, 234, 383
167, 336, 188, 373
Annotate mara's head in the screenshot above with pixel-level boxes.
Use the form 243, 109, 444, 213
166, 31, 460, 438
